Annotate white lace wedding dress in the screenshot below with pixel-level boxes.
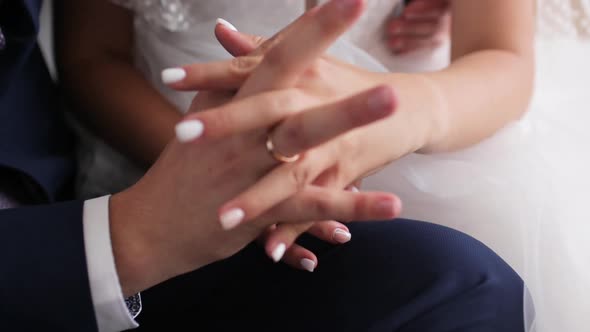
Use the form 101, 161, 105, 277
85, 1, 590, 331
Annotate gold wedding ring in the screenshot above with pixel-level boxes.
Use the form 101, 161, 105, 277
265, 132, 300, 163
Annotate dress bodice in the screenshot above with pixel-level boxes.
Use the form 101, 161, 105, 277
114, 0, 590, 38
111, 0, 403, 54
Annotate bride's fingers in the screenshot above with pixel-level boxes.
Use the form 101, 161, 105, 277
179, 85, 395, 168
263, 221, 314, 262
237, 0, 366, 97
214, 22, 265, 57
306, 221, 352, 245
163, 56, 261, 91
256, 224, 318, 271
265, 221, 350, 271
171, 0, 364, 92
215, 88, 398, 227
254, 188, 401, 231
269, 221, 353, 272
226, 172, 402, 230
258, 188, 402, 261
169, 0, 365, 93
265, 221, 351, 264
214, 5, 323, 58
280, 244, 318, 272
178, 89, 312, 142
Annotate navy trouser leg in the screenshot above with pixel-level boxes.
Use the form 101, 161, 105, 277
135, 220, 524, 332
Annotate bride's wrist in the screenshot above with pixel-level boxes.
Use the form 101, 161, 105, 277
412, 74, 450, 154
386, 74, 449, 154
377, 73, 449, 155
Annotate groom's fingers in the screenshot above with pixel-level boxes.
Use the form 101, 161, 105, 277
237, 0, 366, 97
270, 85, 396, 159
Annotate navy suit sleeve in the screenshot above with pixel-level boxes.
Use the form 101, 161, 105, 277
0, 201, 98, 331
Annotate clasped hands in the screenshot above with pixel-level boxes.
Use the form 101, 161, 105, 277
111, 0, 420, 296
169, 0, 407, 271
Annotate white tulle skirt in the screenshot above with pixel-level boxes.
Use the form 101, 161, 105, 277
363, 39, 590, 332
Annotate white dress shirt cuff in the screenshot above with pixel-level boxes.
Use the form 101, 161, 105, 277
84, 195, 140, 332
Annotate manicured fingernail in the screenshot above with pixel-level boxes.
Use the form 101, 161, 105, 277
272, 243, 287, 262
220, 208, 245, 230
161, 68, 186, 84
216, 18, 238, 32
175, 120, 204, 143
333, 229, 352, 244
368, 86, 396, 115
300, 258, 316, 272
351, 186, 360, 193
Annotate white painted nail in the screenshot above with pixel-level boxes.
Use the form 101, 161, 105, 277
220, 208, 245, 230
161, 68, 186, 84
333, 229, 352, 244
351, 186, 360, 193
216, 18, 238, 32
175, 120, 204, 143
271, 243, 287, 262
300, 258, 316, 272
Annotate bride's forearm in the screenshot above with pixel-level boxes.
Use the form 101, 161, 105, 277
372, 49, 534, 157
421, 50, 534, 152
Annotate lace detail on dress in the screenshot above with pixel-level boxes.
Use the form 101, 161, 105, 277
111, 0, 193, 31
537, 0, 590, 38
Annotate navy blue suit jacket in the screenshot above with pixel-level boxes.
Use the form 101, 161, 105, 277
0, 1, 97, 330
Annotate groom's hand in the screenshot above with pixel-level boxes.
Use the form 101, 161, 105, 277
110, 84, 398, 297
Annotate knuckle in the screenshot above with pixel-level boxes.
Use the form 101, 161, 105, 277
288, 164, 314, 190
280, 224, 307, 243
230, 56, 259, 76
336, 134, 360, 160
352, 194, 369, 218
264, 47, 288, 69
303, 62, 323, 80
267, 89, 302, 116
282, 120, 307, 151
278, 89, 300, 107
252, 35, 268, 49
309, 192, 334, 217
261, 92, 286, 118
207, 106, 235, 137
